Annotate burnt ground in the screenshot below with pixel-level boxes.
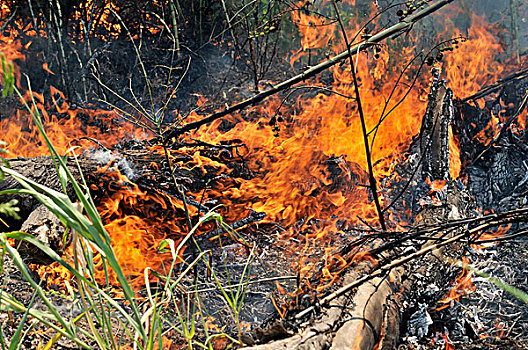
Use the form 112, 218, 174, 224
397, 239, 528, 350
398, 79, 528, 349
458, 240, 528, 348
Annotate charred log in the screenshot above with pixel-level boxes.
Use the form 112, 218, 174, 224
420, 68, 454, 181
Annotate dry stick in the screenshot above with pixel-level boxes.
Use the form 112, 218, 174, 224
295, 220, 500, 320
199, 210, 266, 240
298, 208, 528, 320
473, 89, 528, 163
510, 0, 521, 65
194, 275, 297, 294
169, 0, 181, 58
382, 100, 446, 214
163, 0, 455, 141
407, 207, 528, 236
27, 0, 40, 39
51, 0, 69, 98
331, 0, 385, 230
163, 146, 193, 232
471, 227, 528, 244
460, 66, 528, 103
0, 8, 17, 33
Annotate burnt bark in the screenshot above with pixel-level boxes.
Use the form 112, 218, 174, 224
420, 68, 454, 181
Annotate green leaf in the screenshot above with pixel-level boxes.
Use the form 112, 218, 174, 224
157, 239, 170, 253
0, 53, 14, 98
0, 199, 20, 220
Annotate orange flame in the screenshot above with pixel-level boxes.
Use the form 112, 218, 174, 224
437, 258, 475, 311
444, 15, 507, 99
1, 3, 516, 293
442, 333, 455, 350
449, 128, 461, 179
471, 224, 510, 250
42, 63, 55, 75
291, 5, 336, 51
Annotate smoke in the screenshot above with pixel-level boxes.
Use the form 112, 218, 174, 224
87, 149, 138, 180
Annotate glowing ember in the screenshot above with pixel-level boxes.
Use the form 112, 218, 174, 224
425, 178, 448, 194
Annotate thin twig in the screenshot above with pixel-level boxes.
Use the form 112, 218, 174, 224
331, 0, 386, 230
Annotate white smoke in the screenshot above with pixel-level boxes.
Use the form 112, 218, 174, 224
87, 149, 139, 180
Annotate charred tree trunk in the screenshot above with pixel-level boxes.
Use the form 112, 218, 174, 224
420, 68, 454, 181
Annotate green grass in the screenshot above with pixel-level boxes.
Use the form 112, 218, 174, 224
0, 55, 253, 349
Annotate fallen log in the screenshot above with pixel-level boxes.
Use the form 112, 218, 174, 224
0, 149, 262, 265
0, 156, 96, 231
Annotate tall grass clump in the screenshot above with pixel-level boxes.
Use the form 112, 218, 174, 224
0, 54, 253, 349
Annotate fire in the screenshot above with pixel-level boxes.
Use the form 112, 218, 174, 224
192, 38, 426, 285
443, 14, 507, 99
494, 320, 506, 339
0, 2, 516, 294
449, 127, 461, 179
442, 333, 455, 350
474, 111, 501, 144
437, 258, 475, 311
291, 4, 336, 51
471, 224, 510, 250
0, 24, 150, 159
1, 89, 149, 158
37, 163, 200, 288
425, 178, 448, 193
71, 1, 122, 39
205, 316, 226, 333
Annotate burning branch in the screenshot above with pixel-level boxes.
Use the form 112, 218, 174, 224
163, 0, 456, 140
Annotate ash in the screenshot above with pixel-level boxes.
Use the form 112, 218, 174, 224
400, 78, 528, 349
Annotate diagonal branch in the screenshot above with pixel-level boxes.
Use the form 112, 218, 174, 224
163, 0, 455, 141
